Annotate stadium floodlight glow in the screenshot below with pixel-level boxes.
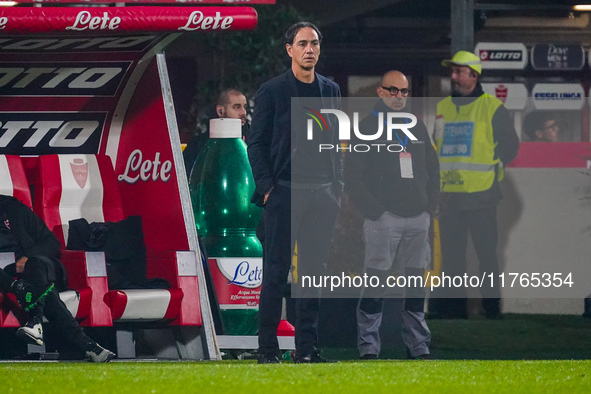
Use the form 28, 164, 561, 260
574, 4, 591, 11
0, 1, 17, 6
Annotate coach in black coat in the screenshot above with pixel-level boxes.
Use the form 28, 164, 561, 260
247, 67, 342, 207
247, 22, 342, 364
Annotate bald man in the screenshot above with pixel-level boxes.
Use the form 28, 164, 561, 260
183, 88, 249, 180
345, 71, 439, 360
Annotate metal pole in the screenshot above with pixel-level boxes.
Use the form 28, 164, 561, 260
451, 0, 474, 55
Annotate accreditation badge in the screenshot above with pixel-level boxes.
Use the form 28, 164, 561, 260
400, 152, 413, 178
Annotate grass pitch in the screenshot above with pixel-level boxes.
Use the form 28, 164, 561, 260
1, 360, 590, 393
1, 314, 590, 393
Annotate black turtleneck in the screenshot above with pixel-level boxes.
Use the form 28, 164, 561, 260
291, 78, 332, 184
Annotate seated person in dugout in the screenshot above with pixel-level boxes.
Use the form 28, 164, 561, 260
523, 111, 561, 142
0, 194, 115, 362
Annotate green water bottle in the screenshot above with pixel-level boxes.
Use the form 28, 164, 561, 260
189, 118, 262, 336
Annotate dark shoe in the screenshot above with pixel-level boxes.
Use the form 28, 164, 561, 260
360, 354, 378, 360
86, 343, 116, 362
410, 354, 433, 360
406, 348, 433, 360
257, 353, 280, 364
11, 280, 54, 312
294, 351, 329, 363
16, 318, 43, 346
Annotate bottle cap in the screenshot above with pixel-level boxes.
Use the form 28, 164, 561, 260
209, 118, 242, 138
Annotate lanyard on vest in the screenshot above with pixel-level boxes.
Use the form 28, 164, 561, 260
372, 110, 410, 151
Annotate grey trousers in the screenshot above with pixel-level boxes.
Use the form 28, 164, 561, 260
357, 211, 431, 358
357, 304, 431, 358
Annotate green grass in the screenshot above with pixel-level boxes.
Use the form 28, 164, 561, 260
1, 360, 591, 393
428, 314, 591, 360
2, 314, 591, 393
322, 314, 591, 361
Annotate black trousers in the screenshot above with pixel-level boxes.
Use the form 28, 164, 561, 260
258, 183, 339, 356
5, 257, 95, 351
433, 206, 501, 317
0, 267, 15, 291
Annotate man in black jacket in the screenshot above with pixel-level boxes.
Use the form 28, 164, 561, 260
345, 71, 439, 360
248, 22, 342, 364
0, 194, 115, 362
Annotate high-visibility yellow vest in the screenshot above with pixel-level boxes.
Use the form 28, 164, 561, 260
434, 94, 503, 193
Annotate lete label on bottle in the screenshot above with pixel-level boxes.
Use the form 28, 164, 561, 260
215, 257, 263, 288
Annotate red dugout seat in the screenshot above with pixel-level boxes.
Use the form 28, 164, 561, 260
34, 154, 199, 328
0, 155, 92, 328
0, 154, 32, 208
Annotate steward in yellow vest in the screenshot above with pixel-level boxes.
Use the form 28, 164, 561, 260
430, 51, 519, 320
436, 93, 502, 193
434, 52, 519, 211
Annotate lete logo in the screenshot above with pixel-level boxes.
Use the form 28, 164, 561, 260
179, 11, 234, 31
216, 257, 263, 289
118, 149, 173, 184
66, 11, 121, 31
70, 158, 88, 189
230, 261, 262, 288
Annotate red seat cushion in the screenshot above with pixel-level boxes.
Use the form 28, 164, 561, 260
105, 288, 184, 321
0, 155, 32, 208
34, 154, 124, 247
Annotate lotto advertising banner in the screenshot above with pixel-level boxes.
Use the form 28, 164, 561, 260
0, 6, 258, 34
0, 34, 192, 251
475, 42, 528, 70
0, 34, 168, 156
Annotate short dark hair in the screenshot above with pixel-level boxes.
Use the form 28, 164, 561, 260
284, 22, 322, 45
523, 111, 555, 140
216, 88, 244, 107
